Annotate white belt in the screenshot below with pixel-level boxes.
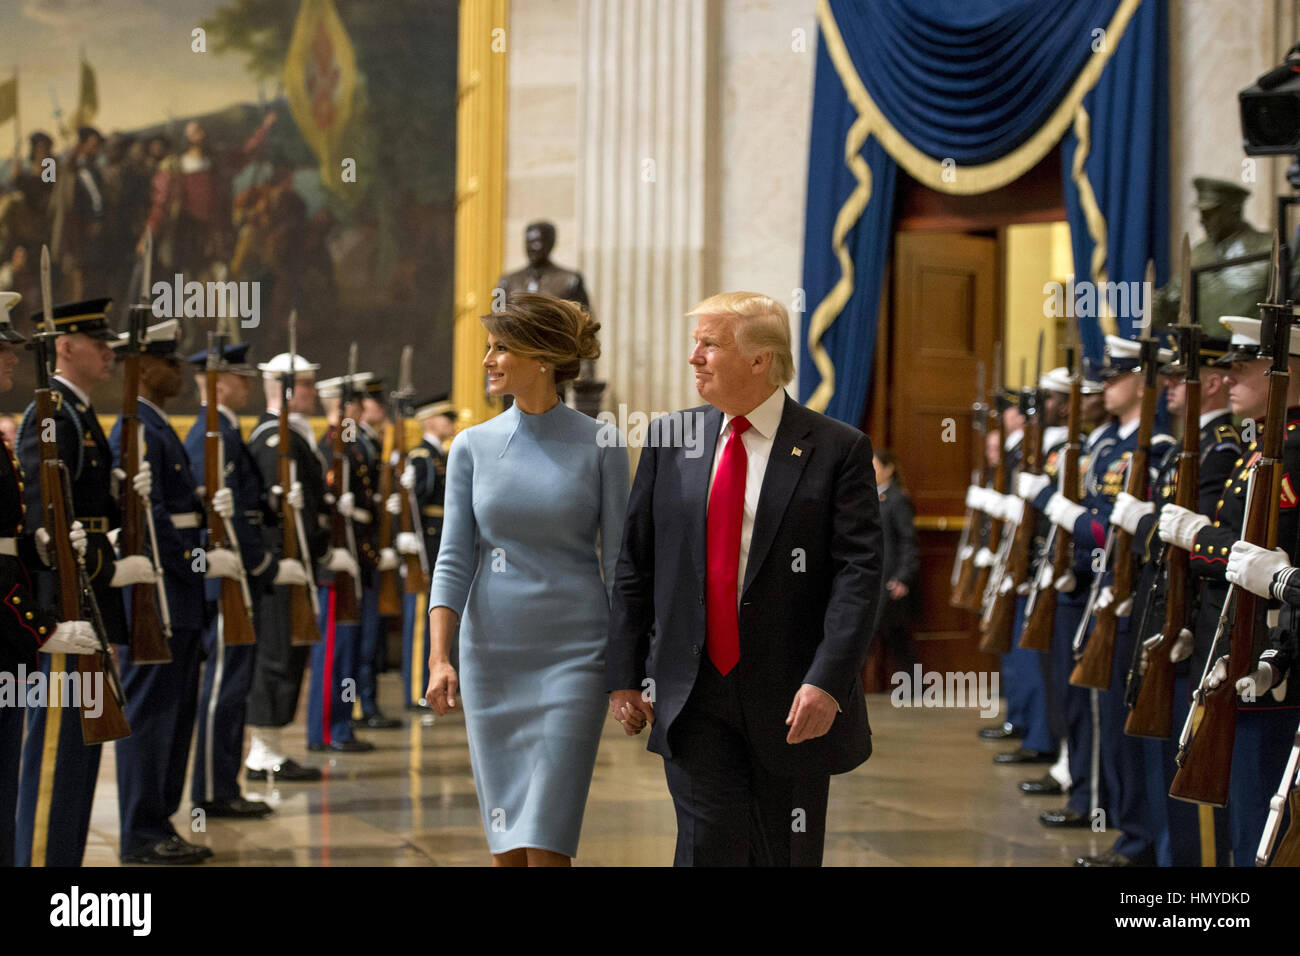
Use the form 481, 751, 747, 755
171, 512, 202, 529
0, 538, 15, 557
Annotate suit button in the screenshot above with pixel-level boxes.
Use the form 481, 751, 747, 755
690, 644, 700, 657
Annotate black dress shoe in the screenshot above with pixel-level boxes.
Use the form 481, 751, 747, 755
245, 759, 322, 782
1039, 807, 1092, 828
195, 796, 275, 818
994, 747, 1057, 765
121, 834, 208, 865
1020, 774, 1064, 795
978, 723, 1026, 741
1075, 847, 1154, 867
307, 738, 375, 753
358, 713, 403, 730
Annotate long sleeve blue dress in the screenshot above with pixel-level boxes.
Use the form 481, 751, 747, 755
429, 400, 629, 857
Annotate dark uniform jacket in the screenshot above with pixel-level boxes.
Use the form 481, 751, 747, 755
110, 398, 208, 634
317, 424, 380, 586
247, 411, 329, 572
17, 377, 126, 638
184, 406, 275, 596
0, 436, 57, 672
408, 435, 447, 560
1188, 406, 1300, 709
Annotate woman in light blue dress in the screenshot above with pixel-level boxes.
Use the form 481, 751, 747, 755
427, 293, 629, 866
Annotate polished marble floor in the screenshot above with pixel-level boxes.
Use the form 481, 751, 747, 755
81, 677, 1108, 866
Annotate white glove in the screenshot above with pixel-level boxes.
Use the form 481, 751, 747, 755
386, 493, 402, 516
965, 485, 983, 511
203, 547, 242, 580
1044, 493, 1086, 532
111, 467, 126, 500
400, 465, 416, 491
973, 547, 995, 569
1206, 655, 1278, 701
1018, 471, 1051, 501
272, 558, 311, 587
1034, 560, 1055, 591
1226, 540, 1290, 599
211, 487, 235, 520
34, 522, 87, 566
396, 531, 421, 556
1110, 492, 1154, 535
325, 547, 360, 579
983, 492, 1006, 521
132, 460, 152, 501
1001, 495, 1025, 527
1095, 585, 1114, 612
1139, 628, 1194, 676
40, 620, 100, 655
1054, 569, 1077, 593
378, 547, 399, 571
337, 492, 355, 519
110, 555, 157, 587
1158, 504, 1210, 552
287, 481, 304, 512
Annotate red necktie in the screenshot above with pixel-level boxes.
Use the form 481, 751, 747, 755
706, 416, 750, 675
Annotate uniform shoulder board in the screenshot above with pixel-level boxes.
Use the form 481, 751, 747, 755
50, 390, 63, 411
1151, 432, 1176, 447
1214, 423, 1241, 444
407, 447, 430, 459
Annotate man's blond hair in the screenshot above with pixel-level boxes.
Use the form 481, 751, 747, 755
687, 291, 794, 387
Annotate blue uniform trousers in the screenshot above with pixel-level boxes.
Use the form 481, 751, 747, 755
1053, 593, 1104, 817
115, 627, 203, 855
0, 694, 22, 865
192, 612, 257, 804
308, 584, 359, 746
1228, 708, 1297, 866
357, 586, 381, 718
1097, 615, 1156, 859
15, 652, 102, 866
1003, 597, 1049, 745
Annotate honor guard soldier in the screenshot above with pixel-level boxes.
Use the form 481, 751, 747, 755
354, 375, 402, 730
107, 316, 212, 864
1111, 334, 1239, 866
183, 341, 291, 817
244, 351, 328, 781
400, 395, 455, 709
310, 371, 377, 752
15, 296, 149, 866
1160, 315, 1300, 865
0, 293, 99, 867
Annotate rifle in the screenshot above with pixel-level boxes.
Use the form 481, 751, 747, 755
203, 321, 255, 646
1073, 298, 1162, 689
33, 248, 130, 744
394, 348, 431, 595
376, 414, 402, 617
1257, 716, 1300, 865
327, 343, 362, 623
1170, 231, 1292, 807
1020, 319, 1082, 651
1127, 267, 1200, 737
952, 360, 990, 610
117, 229, 172, 665
279, 310, 321, 646
982, 342, 1045, 652
969, 347, 1006, 615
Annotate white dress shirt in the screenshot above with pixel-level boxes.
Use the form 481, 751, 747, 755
707, 385, 787, 605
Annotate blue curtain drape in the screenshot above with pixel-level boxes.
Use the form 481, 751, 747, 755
800, 0, 1168, 424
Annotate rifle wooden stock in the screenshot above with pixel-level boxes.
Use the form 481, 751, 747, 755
278, 403, 321, 646
204, 379, 255, 646
35, 386, 131, 745
951, 527, 982, 610
398, 421, 428, 596
1128, 379, 1200, 738
329, 422, 361, 623
1272, 789, 1300, 865
120, 354, 171, 664
982, 415, 1043, 653
1171, 373, 1287, 806
377, 423, 402, 616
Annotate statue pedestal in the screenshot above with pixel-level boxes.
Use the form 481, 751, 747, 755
568, 359, 606, 418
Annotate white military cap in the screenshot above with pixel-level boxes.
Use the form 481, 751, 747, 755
258, 351, 321, 378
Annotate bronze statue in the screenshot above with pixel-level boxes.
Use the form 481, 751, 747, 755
1154, 177, 1273, 335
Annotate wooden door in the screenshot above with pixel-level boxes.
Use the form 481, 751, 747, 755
880, 231, 1000, 680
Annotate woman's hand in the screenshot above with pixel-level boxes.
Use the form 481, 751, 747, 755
426, 660, 460, 715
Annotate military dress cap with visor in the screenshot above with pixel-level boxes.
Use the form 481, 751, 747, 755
413, 392, 455, 421
363, 378, 385, 400
1213, 315, 1300, 365
0, 291, 26, 343
1079, 357, 1105, 393
257, 351, 320, 378
185, 341, 257, 375
109, 317, 181, 357
1192, 176, 1251, 209
316, 371, 372, 402
1098, 333, 1174, 380
32, 296, 117, 340
1160, 334, 1232, 375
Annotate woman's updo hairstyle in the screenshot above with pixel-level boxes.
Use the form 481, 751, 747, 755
481, 292, 600, 385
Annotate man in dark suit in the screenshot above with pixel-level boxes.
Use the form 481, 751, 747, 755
606, 291, 883, 867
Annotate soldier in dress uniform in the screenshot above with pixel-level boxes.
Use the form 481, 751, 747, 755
308, 372, 377, 753
107, 317, 213, 863
1109, 335, 1239, 866
399, 395, 455, 709
0, 292, 99, 867
15, 296, 153, 866
243, 352, 328, 782
1160, 315, 1300, 865
183, 341, 306, 817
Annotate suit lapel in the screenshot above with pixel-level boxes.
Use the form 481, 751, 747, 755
742, 394, 814, 596
685, 406, 723, 587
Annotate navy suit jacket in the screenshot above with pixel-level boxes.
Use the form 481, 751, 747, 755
606, 392, 883, 777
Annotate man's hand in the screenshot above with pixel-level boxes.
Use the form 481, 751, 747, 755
378, 547, 399, 571
426, 660, 460, 716
211, 487, 235, 520
1226, 540, 1290, 599
886, 579, 909, 600
400, 465, 417, 491
110, 555, 157, 587
336, 491, 355, 519
40, 620, 100, 655
132, 460, 153, 502
1110, 492, 1154, 535
325, 547, 360, 579
786, 684, 838, 744
35, 523, 87, 566
272, 558, 311, 588
609, 689, 654, 736
1158, 504, 1209, 552
385, 493, 402, 516
395, 531, 421, 556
